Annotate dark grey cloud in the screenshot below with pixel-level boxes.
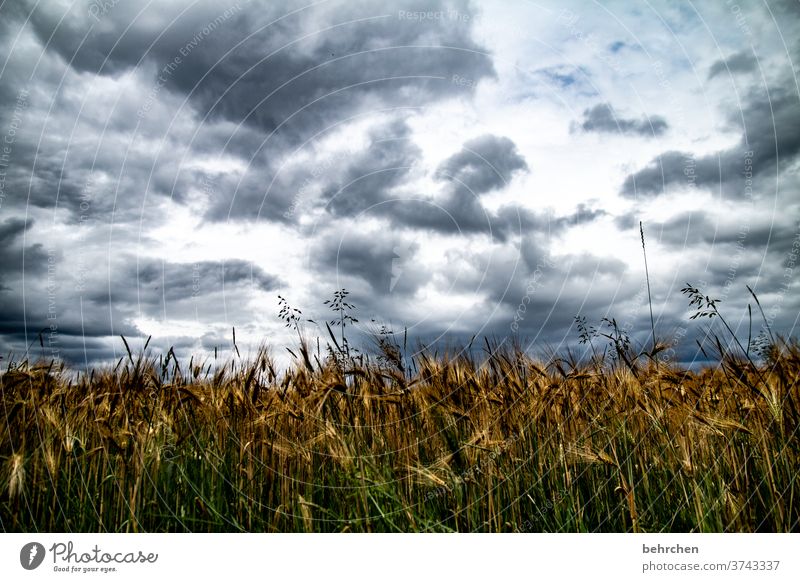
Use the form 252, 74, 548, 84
578, 103, 668, 137
651, 210, 800, 263
434, 134, 528, 194
17, 0, 494, 223
0, 216, 30, 247
622, 87, 800, 198
0, 79, 204, 224
379, 196, 487, 237
307, 130, 533, 241
202, 116, 423, 224
26, 0, 494, 118
0, 217, 48, 291
312, 230, 423, 296
773, 0, 800, 19
0, 240, 281, 365
451, 239, 639, 346
382, 195, 602, 244
201, 164, 295, 224
83, 257, 281, 307
374, 134, 529, 239
322, 118, 421, 217
0, 271, 141, 367
613, 209, 800, 354
303, 201, 614, 351
708, 50, 758, 80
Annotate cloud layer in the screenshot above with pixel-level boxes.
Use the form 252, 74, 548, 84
0, 0, 797, 368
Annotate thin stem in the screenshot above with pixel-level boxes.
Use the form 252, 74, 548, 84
640, 221, 657, 353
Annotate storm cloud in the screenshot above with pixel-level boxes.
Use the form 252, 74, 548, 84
0, 0, 797, 367
622, 87, 800, 198
578, 103, 668, 137
707, 50, 758, 80
434, 134, 529, 194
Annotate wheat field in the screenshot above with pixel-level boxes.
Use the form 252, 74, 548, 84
1, 311, 798, 532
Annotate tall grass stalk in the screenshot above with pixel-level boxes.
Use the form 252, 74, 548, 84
640, 221, 657, 355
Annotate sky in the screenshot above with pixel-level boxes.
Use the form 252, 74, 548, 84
0, 0, 798, 370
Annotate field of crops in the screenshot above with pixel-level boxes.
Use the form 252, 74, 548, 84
1, 317, 798, 532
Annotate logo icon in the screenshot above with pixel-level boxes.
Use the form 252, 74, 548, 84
20, 542, 46, 570
389, 240, 416, 293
